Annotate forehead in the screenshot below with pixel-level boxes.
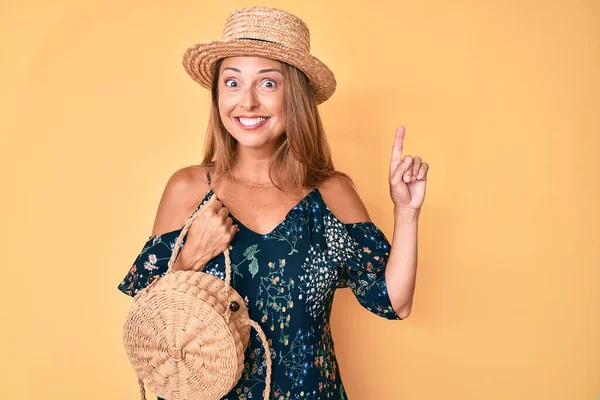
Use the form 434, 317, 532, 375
219, 56, 282, 72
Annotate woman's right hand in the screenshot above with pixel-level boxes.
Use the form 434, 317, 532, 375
173, 195, 239, 271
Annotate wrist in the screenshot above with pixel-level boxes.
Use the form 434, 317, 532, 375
172, 255, 186, 271
173, 250, 193, 271
394, 206, 420, 223
173, 252, 208, 271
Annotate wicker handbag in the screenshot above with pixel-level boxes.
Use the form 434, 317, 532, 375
122, 204, 272, 400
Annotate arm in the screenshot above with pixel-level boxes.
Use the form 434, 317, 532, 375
385, 125, 429, 319
117, 166, 210, 296
385, 207, 419, 319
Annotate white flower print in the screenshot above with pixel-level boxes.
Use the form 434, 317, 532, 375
143, 253, 159, 271
297, 244, 338, 320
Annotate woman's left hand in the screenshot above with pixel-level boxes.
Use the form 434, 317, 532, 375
389, 125, 429, 212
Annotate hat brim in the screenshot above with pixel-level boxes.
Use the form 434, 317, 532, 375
182, 40, 336, 104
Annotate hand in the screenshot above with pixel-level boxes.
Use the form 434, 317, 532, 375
389, 125, 429, 212
174, 195, 239, 271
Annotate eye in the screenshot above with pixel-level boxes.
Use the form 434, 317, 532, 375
261, 79, 277, 89
224, 79, 238, 88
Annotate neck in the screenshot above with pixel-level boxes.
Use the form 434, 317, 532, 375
231, 148, 275, 185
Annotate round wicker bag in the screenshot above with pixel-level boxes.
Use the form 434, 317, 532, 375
122, 206, 272, 400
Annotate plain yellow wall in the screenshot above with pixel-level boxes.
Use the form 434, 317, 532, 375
1, 0, 598, 399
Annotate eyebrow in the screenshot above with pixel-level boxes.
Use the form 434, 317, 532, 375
222, 67, 283, 75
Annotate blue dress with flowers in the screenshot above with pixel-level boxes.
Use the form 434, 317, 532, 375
118, 173, 402, 400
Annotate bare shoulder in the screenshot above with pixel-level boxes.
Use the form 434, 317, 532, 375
318, 173, 371, 224
150, 165, 211, 237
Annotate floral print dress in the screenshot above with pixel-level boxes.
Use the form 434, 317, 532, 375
118, 174, 402, 400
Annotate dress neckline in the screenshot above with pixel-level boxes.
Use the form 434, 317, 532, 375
214, 187, 320, 237
151, 185, 376, 241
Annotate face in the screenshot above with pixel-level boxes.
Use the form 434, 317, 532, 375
218, 56, 286, 153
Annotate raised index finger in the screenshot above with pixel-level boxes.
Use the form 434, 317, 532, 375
390, 125, 406, 176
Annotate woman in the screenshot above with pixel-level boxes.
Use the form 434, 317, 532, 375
118, 6, 428, 400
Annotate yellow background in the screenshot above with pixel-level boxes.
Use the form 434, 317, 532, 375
1, 0, 598, 399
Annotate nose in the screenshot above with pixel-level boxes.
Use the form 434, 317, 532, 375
241, 86, 260, 110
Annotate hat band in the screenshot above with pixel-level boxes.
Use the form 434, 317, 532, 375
236, 37, 278, 44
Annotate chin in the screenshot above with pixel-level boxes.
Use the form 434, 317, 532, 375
225, 125, 285, 149
234, 136, 279, 149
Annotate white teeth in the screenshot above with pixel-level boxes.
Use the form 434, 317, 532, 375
238, 117, 267, 127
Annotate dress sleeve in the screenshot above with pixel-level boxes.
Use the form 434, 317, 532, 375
325, 213, 402, 320
117, 230, 182, 297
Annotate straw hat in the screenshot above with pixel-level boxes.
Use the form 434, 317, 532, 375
182, 6, 336, 104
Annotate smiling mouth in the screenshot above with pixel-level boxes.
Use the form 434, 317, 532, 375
235, 117, 270, 129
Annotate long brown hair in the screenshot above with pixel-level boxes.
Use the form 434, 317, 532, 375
200, 58, 351, 192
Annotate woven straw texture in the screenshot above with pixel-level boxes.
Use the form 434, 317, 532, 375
123, 194, 272, 400
182, 6, 336, 104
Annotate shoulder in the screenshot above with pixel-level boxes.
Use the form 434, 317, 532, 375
161, 165, 210, 202
317, 173, 371, 224
166, 164, 210, 191
150, 165, 211, 236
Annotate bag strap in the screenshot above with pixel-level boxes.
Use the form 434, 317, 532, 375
161, 201, 233, 291
242, 318, 273, 400
139, 172, 273, 399
138, 248, 273, 400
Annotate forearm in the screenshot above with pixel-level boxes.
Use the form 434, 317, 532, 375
385, 207, 420, 318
